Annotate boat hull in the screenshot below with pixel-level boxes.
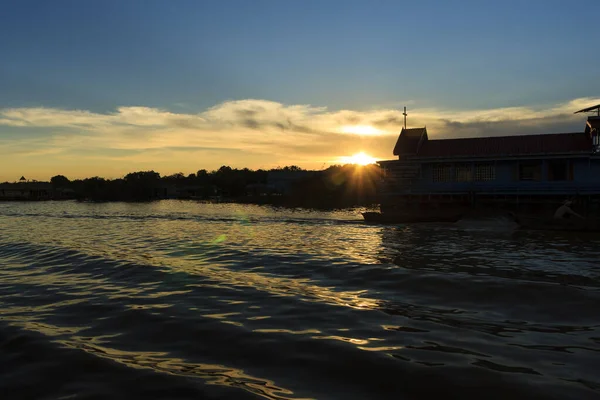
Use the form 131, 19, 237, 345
362, 211, 463, 224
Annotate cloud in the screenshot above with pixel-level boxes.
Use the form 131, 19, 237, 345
0, 96, 598, 180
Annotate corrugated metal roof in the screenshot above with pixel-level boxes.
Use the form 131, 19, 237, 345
574, 104, 600, 114
416, 132, 592, 158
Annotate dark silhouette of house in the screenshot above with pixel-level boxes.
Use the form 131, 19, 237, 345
377, 104, 600, 213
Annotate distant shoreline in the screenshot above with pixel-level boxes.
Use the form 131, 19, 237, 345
0, 165, 382, 208
0, 197, 380, 212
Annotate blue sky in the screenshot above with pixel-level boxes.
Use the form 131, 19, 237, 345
1, 0, 599, 180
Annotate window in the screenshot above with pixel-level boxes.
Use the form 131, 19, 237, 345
548, 160, 568, 181
455, 164, 472, 182
432, 164, 453, 182
518, 162, 542, 181
474, 164, 496, 181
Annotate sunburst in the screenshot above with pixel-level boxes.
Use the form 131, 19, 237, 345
339, 152, 377, 166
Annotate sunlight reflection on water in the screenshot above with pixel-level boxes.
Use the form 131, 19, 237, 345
1, 201, 599, 399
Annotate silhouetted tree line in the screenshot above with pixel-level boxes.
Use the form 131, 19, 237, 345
48, 164, 382, 208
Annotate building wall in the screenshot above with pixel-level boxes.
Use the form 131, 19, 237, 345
382, 157, 600, 195
574, 158, 600, 182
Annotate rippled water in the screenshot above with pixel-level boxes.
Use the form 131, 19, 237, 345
1, 201, 599, 399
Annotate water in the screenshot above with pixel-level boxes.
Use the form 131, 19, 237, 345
0, 201, 598, 399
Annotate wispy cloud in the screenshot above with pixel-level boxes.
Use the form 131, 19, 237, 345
0, 96, 597, 180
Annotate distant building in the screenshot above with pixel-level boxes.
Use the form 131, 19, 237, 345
245, 183, 277, 196
267, 170, 318, 195
377, 104, 600, 213
151, 184, 177, 199
174, 184, 214, 199
0, 182, 53, 200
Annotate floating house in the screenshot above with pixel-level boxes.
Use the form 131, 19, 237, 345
376, 104, 600, 215
267, 169, 319, 195
0, 182, 53, 200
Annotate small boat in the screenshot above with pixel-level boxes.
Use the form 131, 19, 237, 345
362, 211, 463, 224
514, 215, 600, 232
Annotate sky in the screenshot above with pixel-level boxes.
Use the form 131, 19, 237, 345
1, 0, 599, 181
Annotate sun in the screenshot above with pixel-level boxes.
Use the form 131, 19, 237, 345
339, 152, 377, 166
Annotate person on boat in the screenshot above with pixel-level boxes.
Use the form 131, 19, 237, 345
553, 200, 583, 220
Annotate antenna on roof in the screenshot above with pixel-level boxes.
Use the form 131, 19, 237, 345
574, 103, 600, 117
402, 107, 407, 129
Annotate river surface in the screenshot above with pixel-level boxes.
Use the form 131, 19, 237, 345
0, 201, 599, 399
